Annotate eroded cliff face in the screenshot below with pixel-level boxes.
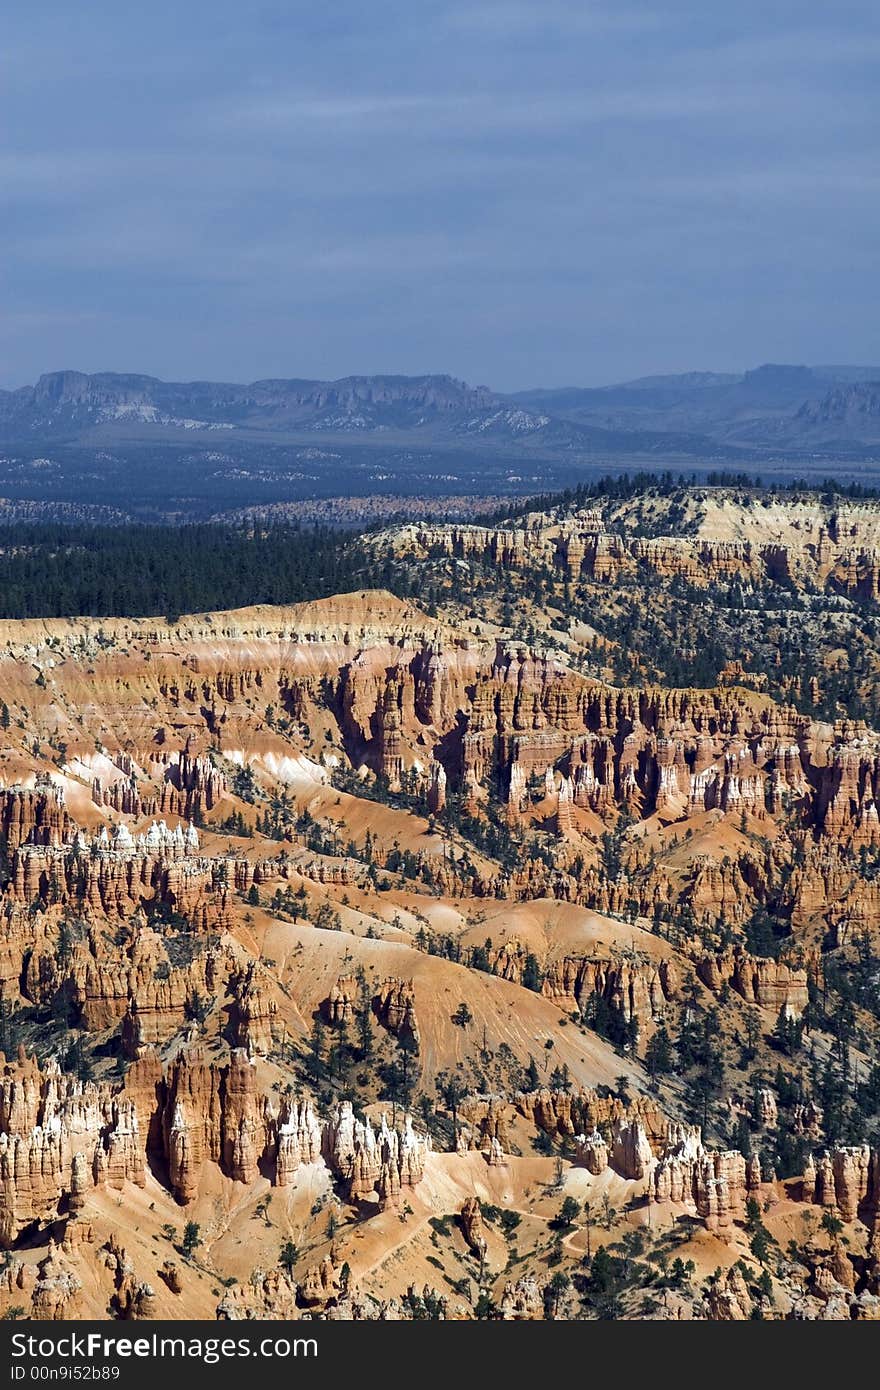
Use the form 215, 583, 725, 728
695, 951, 810, 1015
540, 953, 678, 1024
0, 1048, 431, 1240
2, 586, 879, 954
514, 1086, 669, 1154
801, 1146, 880, 1223
395, 497, 880, 602
0, 1043, 877, 1320
2, 590, 874, 851
5, 825, 257, 928
0, 581, 875, 1322
0, 902, 248, 1056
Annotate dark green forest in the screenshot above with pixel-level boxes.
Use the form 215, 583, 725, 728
2, 474, 880, 627
0, 523, 367, 619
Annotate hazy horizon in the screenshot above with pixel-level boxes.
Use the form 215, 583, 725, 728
3, 1, 878, 392
4, 358, 880, 397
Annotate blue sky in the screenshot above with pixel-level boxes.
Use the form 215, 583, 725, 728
2, 1, 878, 389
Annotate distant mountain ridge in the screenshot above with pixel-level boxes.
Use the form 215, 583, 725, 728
2, 362, 880, 453
513, 362, 880, 448
797, 381, 880, 425
1, 370, 500, 430
0, 369, 720, 456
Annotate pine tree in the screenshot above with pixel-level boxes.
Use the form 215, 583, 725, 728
436, 1071, 467, 1145
307, 1017, 326, 1083
772, 1005, 803, 1056
743, 1008, 762, 1061
355, 970, 374, 1062
327, 1020, 353, 1086
522, 952, 543, 992
645, 1025, 673, 1079
182, 1221, 201, 1258
749, 1224, 774, 1266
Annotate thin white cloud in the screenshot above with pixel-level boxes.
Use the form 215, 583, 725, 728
215, 81, 789, 142
706, 26, 880, 71
232, 93, 452, 125
442, 0, 664, 36
297, 236, 485, 275
0, 310, 102, 330
0, 152, 132, 193
645, 163, 880, 201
